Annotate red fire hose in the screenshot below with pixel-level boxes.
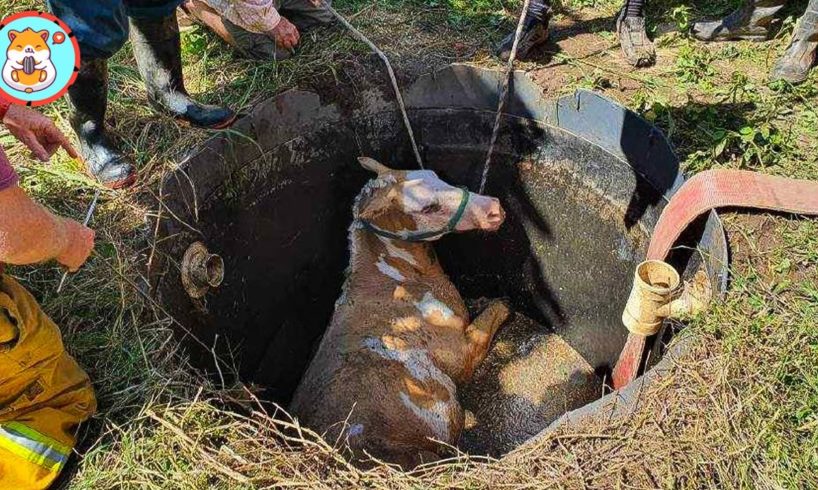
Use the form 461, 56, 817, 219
612, 169, 818, 389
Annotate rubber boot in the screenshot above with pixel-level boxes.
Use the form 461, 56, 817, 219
496, 15, 551, 62
129, 13, 237, 129
68, 59, 137, 189
617, 0, 656, 67
692, 0, 786, 41
770, 0, 818, 83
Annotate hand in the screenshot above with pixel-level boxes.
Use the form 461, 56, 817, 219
2, 105, 79, 162
270, 17, 300, 51
309, 0, 324, 6
56, 220, 95, 272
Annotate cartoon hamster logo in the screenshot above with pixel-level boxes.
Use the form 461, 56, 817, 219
0, 11, 79, 106
3, 28, 57, 93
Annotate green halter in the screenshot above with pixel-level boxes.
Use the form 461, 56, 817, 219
360, 186, 471, 242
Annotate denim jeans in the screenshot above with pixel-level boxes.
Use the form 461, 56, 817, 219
48, 0, 183, 59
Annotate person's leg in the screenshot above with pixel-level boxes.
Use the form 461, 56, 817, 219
617, 0, 656, 67
277, 0, 334, 31
180, 0, 292, 61
0, 276, 96, 490
770, 0, 818, 83
496, 0, 552, 62
692, 0, 787, 41
126, 0, 237, 128
47, 0, 137, 188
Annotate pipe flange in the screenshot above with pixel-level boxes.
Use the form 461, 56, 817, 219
181, 242, 224, 299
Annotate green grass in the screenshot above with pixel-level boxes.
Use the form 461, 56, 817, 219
0, 0, 816, 488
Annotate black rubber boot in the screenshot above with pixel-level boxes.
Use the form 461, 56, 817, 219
68, 59, 137, 189
129, 13, 236, 129
617, 0, 656, 67
496, 15, 551, 62
692, 0, 786, 41
771, 0, 818, 83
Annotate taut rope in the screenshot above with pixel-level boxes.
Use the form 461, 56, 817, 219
479, 0, 532, 193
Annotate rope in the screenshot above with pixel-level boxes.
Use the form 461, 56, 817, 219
322, 1, 424, 169
479, 0, 532, 193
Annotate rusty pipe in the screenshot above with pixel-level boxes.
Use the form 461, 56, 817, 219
181, 242, 224, 299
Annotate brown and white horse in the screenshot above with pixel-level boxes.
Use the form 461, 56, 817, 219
289, 157, 509, 468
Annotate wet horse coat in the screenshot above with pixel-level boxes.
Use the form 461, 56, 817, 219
290, 158, 509, 468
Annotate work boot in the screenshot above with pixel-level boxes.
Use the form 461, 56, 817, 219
68, 59, 137, 189
129, 13, 237, 129
692, 0, 786, 41
770, 1, 818, 84
496, 16, 551, 62
617, 0, 656, 67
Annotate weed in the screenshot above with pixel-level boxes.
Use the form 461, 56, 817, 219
675, 42, 716, 86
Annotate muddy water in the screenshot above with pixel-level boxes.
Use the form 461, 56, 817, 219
428, 147, 651, 457
459, 307, 602, 457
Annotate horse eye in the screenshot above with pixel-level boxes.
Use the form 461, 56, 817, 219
421, 202, 441, 214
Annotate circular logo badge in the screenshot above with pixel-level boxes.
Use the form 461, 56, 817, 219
0, 11, 80, 107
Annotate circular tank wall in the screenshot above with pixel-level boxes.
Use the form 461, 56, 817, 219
150, 64, 728, 456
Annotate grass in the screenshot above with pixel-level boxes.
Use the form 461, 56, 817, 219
0, 0, 817, 488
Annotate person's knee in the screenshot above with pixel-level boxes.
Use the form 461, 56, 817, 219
279, 0, 334, 29
230, 25, 293, 61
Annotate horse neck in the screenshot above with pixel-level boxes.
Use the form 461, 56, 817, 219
348, 225, 438, 283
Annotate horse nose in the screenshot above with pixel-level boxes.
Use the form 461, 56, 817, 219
484, 198, 505, 229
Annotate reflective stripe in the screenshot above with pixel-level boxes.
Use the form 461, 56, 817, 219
0, 422, 69, 471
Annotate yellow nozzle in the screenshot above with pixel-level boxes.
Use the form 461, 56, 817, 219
621, 260, 711, 336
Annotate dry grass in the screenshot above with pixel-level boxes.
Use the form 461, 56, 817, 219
0, 0, 816, 488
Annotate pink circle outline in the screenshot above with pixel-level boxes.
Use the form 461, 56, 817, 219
0, 10, 81, 107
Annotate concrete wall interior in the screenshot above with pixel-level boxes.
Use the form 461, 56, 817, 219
151, 64, 728, 455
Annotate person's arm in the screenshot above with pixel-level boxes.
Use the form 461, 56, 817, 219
0, 97, 10, 121
0, 148, 93, 271
2, 104, 78, 162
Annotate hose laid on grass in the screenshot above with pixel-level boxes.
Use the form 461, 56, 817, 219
612, 169, 818, 389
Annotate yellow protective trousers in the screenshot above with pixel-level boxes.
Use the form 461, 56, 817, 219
0, 274, 96, 490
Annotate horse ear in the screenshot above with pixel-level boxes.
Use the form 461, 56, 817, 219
358, 157, 392, 175
38, 30, 49, 42
8, 30, 18, 42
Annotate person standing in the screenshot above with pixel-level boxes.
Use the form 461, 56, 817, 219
496, 0, 656, 68
47, 0, 238, 189
693, 0, 817, 84
0, 98, 97, 490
